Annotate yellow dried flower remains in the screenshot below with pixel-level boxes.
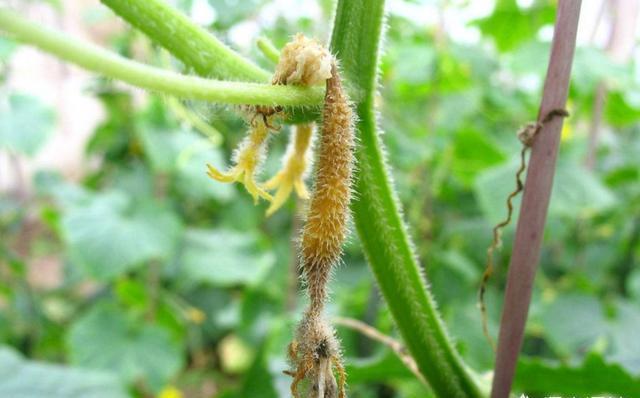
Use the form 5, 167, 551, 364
207, 34, 333, 214
207, 34, 354, 396
264, 123, 313, 216
272, 34, 333, 85
206, 118, 273, 203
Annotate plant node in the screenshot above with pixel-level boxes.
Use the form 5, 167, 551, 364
207, 34, 334, 212
273, 34, 333, 86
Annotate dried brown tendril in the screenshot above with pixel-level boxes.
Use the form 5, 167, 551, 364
479, 108, 568, 350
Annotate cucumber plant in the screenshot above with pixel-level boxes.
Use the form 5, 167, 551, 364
0, 1, 585, 397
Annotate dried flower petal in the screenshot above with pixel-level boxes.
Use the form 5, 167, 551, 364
264, 123, 313, 216
273, 34, 333, 86
207, 119, 273, 203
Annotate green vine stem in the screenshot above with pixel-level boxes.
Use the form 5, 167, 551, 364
100, 0, 270, 82
101, 0, 320, 124
330, 1, 483, 397
0, 9, 323, 107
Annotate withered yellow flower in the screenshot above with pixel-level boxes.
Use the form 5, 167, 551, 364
206, 118, 273, 203
264, 123, 313, 216
272, 33, 332, 85
207, 34, 332, 208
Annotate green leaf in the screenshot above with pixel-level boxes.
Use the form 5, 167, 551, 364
137, 126, 233, 201
474, 159, 524, 225
186, 288, 238, 340
539, 293, 607, 357
473, 0, 555, 52
61, 191, 182, 280
86, 91, 134, 159
115, 278, 149, 310
345, 351, 416, 384
447, 302, 496, 372
0, 346, 128, 398
435, 89, 484, 134
137, 125, 180, 173
604, 165, 640, 187
0, 94, 55, 156
34, 171, 93, 209
67, 302, 183, 391
436, 50, 474, 93
475, 159, 617, 224
389, 43, 435, 86
237, 345, 277, 398
605, 91, 640, 127
512, 44, 631, 93
0, 37, 17, 60
172, 229, 275, 288
207, 0, 267, 28
514, 353, 640, 397
572, 47, 630, 93
507, 41, 549, 76
607, 301, 640, 374
551, 165, 617, 217
452, 128, 505, 186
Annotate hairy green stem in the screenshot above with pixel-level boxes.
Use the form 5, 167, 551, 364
101, 0, 270, 82
330, 1, 483, 397
100, 0, 320, 124
0, 10, 323, 107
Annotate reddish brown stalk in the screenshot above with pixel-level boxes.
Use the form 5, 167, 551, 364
480, 109, 569, 350
491, 2, 581, 398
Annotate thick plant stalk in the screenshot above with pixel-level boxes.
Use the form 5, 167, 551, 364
331, 0, 483, 397
101, 0, 270, 82
100, 0, 319, 124
491, 2, 581, 397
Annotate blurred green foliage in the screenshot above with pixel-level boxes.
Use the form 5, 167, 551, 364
1, 1, 640, 397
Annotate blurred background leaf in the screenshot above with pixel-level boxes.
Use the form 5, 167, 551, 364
67, 302, 183, 392
0, 94, 54, 156
0, 347, 128, 398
